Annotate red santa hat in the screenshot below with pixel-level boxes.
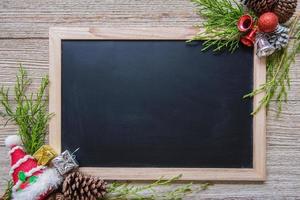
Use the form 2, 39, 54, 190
5, 135, 62, 200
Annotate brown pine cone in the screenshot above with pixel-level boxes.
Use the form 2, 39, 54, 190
62, 171, 107, 200
266, 0, 279, 8
273, 0, 297, 23
46, 191, 65, 200
246, 0, 272, 15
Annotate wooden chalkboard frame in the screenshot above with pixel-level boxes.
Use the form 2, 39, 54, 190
49, 27, 266, 181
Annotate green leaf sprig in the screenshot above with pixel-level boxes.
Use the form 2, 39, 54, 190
244, 16, 300, 114
190, 0, 250, 52
0, 65, 52, 154
105, 175, 210, 200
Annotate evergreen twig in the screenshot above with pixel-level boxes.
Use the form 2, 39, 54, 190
189, 0, 249, 52
244, 16, 300, 114
105, 175, 210, 200
0, 65, 52, 154
0, 180, 13, 200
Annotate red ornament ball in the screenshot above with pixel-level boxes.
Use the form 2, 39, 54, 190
258, 12, 279, 33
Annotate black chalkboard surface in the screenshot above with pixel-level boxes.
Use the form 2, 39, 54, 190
61, 40, 253, 169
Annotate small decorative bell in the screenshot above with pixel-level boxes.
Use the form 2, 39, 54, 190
237, 14, 254, 32
52, 149, 79, 175
256, 34, 275, 57
240, 28, 257, 47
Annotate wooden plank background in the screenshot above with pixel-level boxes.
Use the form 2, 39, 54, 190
0, 0, 299, 199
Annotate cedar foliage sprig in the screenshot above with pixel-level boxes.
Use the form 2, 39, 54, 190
189, 0, 248, 52
0, 180, 12, 200
244, 17, 300, 114
105, 175, 210, 200
0, 65, 52, 154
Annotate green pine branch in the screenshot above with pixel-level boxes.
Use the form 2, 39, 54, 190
0, 65, 52, 154
0, 180, 13, 200
244, 17, 300, 114
189, 0, 249, 52
104, 175, 210, 200
1, 175, 210, 200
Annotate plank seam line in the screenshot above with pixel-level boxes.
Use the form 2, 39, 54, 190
0, 37, 48, 40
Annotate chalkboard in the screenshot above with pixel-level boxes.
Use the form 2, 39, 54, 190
49, 27, 266, 181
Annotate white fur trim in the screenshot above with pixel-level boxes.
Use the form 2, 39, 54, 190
12, 165, 46, 192
9, 155, 34, 175
5, 135, 22, 148
12, 168, 63, 200
9, 146, 23, 155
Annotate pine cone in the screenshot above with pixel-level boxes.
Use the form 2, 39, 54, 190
266, 25, 290, 50
266, 0, 279, 8
62, 171, 107, 200
273, 0, 297, 23
246, 0, 274, 15
46, 192, 65, 200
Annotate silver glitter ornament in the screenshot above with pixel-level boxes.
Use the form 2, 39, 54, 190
52, 150, 79, 175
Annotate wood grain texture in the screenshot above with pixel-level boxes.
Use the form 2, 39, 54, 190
0, 0, 299, 198
0, 0, 298, 39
